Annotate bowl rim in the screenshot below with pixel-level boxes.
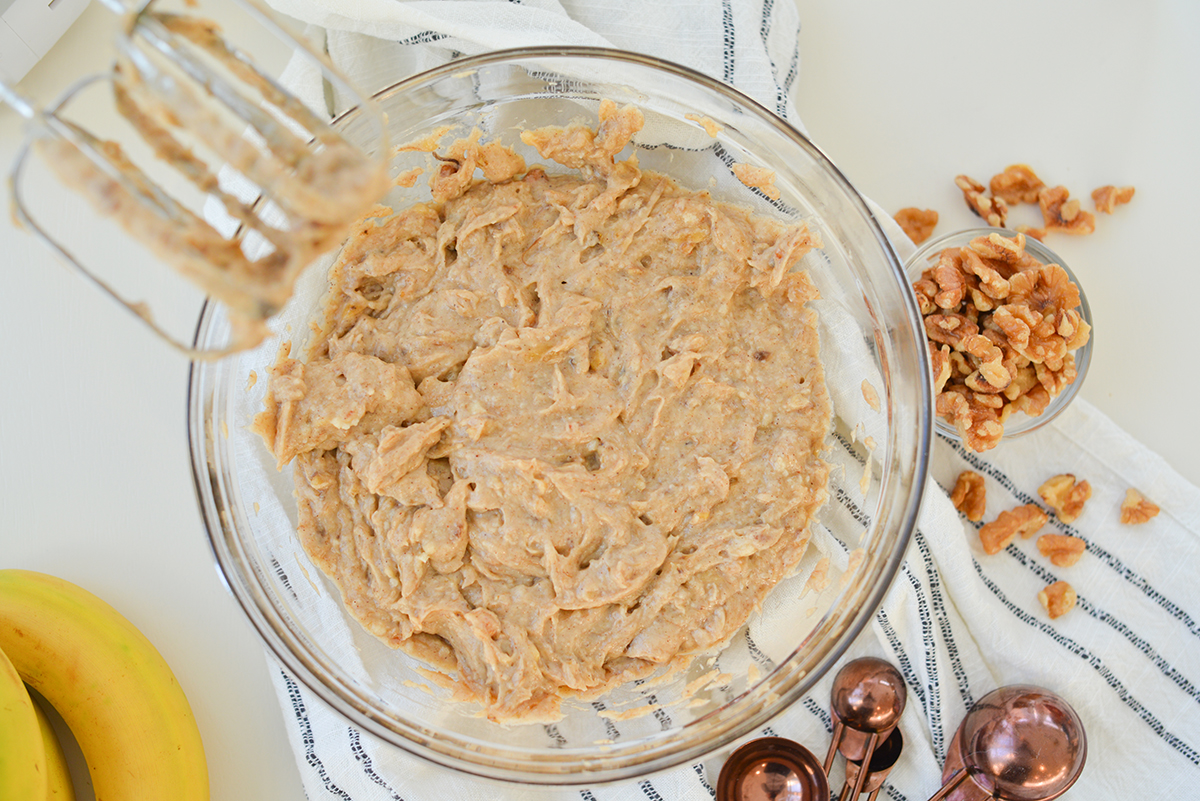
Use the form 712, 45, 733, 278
187, 44, 932, 785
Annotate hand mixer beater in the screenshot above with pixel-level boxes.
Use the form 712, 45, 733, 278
1, 0, 391, 356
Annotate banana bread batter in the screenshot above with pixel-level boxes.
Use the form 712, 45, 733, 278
254, 102, 831, 721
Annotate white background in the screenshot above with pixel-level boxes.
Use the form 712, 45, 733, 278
1, 1, 1196, 798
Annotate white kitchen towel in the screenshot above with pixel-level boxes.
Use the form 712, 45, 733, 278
249, 2, 1200, 799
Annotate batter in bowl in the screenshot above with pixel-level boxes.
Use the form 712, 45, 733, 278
253, 101, 832, 721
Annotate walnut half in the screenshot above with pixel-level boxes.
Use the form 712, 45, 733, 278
1120, 488, 1160, 525
978, 503, 1048, 555
1038, 581, 1077, 619
894, 207, 939, 245
1092, 184, 1135, 214
1037, 533, 1086, 567
950, 470, 987, 522
1039, 474, 1092, 524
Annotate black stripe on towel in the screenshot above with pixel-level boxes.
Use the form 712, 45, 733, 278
721, 0, 736, 84
590, 700, 623, 742
693, 762, 717, 797
395, 31, 450, 46
757, 0, 788, 118
640, 779, 666, 801
913, 528, 976, 711
744, 628, 776, 669
874, 608, 931, 738
781, 34, 800, 96
270, 555, 299, 601
822, 495, 936, 751
803, 695, 831, 732
832, 434, 946, 751
280, 671, 353, 800
347, 726, 406, 800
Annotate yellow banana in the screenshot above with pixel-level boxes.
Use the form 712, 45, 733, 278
0, 569, 209, 801
0, 643, 46, 801
30, 690, 75, 801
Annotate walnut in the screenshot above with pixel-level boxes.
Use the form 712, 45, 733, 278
1007, 383, 1051, 418
895, 207, 939, 244
913, 274, 939, 315
1120, 488, 1160, 524
932, 249, 971, 309
1002, 363, 1039, 402
1038, 185, 1095, 235
1036, 353, 1076, 396
960, 401, 1004, 452
960, 334, 1010, 388
1008, 263, 1082, 316
1016, 225, 1046, 241
948, 350, 972, 379
961, 248, 1012, 299
1038, 581, 1077, 619
990, 164, 1046, 205
956, 174, 1009, 227
926, 313, 980, 348
979, 503, 1048, 555
968, 231, 1037, 271
950, 470, 987, 522
1037, 534, 1086, 567
995, 264, 1089, 377
1038, 474, 1092, 524
1092, 184, 1135, 214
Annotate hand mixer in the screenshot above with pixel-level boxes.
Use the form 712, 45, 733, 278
1, 0, 391, 357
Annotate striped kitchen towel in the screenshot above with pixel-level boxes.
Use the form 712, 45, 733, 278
253, 0, 1200, 798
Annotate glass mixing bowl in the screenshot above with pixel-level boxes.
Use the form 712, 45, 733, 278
188, 47, 932, 784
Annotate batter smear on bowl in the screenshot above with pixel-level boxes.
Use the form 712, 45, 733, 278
253, 101, 832, 721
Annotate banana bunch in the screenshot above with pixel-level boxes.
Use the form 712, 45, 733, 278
0, 569, 210, 801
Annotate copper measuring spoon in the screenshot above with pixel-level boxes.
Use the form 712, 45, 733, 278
823, 657, 908, 800
716, 737, 829, 801
929, 685, 1086, 801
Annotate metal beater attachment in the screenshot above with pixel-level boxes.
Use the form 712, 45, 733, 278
2, 0, 389, 357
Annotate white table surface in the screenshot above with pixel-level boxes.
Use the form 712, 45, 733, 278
1, 1, 1195, 800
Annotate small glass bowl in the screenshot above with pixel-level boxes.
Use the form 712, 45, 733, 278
904, 227, 1093, 444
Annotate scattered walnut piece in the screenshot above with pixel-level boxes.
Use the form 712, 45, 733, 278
895, 207, 939, 245
950, 470, 987, 522
1016, 225, 1046, 241
1092, 184, 1135, 214
990, 164, 1046, 205
1037, 533, 1086, 567
956, 174, 1008, 227
1120, 488, 1160, 524
1039, 185, 1096, 236
911, 232, 1088, 452
1038, 474, 1092, 524
978, 503, 1048, 555
1038, 581, 1077, 619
